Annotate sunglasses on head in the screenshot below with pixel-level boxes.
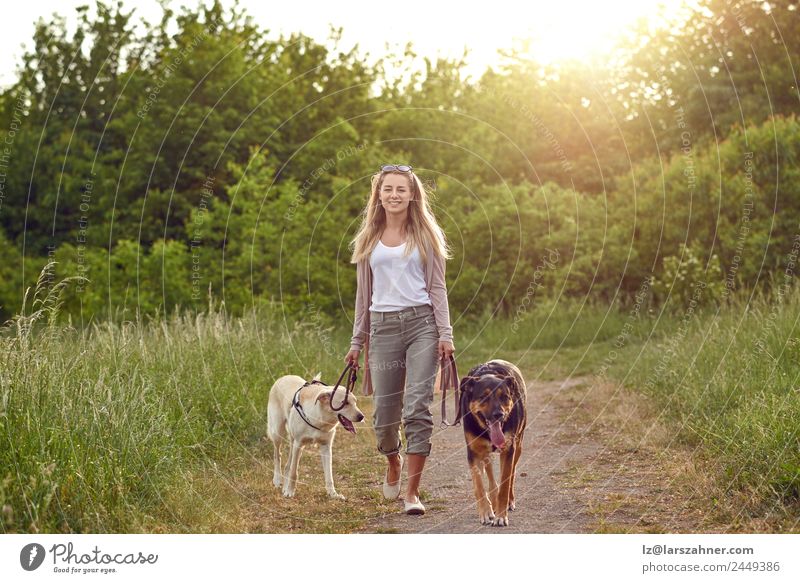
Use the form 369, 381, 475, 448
380, 164, 413, 173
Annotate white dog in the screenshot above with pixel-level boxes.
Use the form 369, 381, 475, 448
267, 372, 364, 499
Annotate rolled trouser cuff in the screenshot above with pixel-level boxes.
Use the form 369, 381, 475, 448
404, 442, 432, 457
376, 439, 402, 456
402, 415, 433, 457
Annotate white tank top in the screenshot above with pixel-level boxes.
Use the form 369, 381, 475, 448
369, 240, 433, 311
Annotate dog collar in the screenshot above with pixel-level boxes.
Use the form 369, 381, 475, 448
292, 383, 324, 431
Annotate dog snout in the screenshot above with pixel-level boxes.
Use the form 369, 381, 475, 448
356, 412, 365, 422
488, 410, 504, 422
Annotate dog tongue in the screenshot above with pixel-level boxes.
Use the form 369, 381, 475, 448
488, 421, 505, 449
338, 415, 356, 434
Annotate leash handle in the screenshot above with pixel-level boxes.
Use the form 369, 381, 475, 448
330, 361, 357, 411
439, 353, 461, 427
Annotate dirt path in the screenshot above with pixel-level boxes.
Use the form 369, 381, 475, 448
358, 374, 702, 534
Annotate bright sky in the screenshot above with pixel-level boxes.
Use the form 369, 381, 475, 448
0, 0, 692, 89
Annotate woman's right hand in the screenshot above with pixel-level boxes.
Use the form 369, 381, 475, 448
344, 349, 361, 369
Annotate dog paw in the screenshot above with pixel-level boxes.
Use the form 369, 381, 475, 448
273, 476, 283, 488
492, 514, 509, 527
328, 491, 346, 501
508, 500, 516, 512
478, 506, 496, 525
282, 488, 295, 498
480, 513, 496, 525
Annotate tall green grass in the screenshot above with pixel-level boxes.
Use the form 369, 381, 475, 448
608, 280, 800, 515
0, 263, 350, 532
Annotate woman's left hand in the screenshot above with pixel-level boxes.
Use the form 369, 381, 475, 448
438, 340, 455, 359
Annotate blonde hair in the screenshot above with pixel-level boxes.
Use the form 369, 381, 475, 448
349, 170, 452, 265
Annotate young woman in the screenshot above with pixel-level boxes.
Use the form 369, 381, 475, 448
345, 164, 455, 515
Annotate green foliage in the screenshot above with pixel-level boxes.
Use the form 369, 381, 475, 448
0, 0, 797, 323
651, 243, 725, 308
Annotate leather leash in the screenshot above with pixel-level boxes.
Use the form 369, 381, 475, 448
439, 353, 461, 427
328, 361, 358, 412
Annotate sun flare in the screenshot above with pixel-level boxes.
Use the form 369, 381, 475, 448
471, 0, 693, 66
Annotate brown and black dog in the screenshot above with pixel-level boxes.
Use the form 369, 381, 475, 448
460, 359, 527, 526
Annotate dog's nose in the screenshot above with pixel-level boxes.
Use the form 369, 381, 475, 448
356, 413, 365, 422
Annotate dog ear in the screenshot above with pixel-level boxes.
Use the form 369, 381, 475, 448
458, 375, 478, 417
501, 374, 518, 397
316, 391, 331, 405
459, 375, 478, 393
312, 371, 322, 381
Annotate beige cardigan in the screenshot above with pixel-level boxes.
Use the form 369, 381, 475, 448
350, 239, 454, 395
